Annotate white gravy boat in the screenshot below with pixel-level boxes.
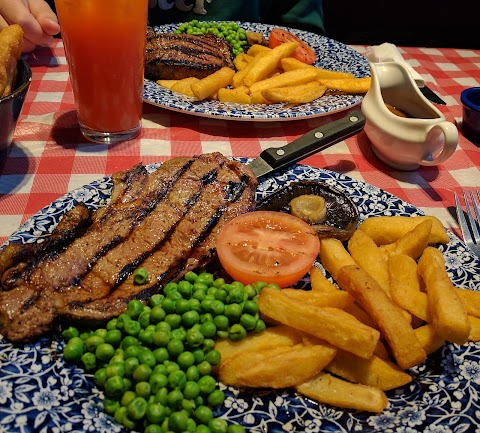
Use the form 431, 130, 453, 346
362, 61, 458, 171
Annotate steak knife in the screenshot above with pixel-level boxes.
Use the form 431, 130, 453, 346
246, 110, 366, 178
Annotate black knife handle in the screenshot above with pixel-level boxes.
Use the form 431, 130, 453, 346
259, 110, 366, 169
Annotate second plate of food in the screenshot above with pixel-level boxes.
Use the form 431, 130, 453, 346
143, 22, 370, 121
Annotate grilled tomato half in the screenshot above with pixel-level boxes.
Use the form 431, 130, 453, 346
268, 28, 316, 64
216, 210, 320, 288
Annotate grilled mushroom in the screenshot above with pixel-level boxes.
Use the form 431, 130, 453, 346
256, 180, 359, 241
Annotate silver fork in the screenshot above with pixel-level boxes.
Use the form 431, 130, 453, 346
454, 190, 480, 257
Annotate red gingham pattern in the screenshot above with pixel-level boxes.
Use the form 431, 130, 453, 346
1, 41, 479, 245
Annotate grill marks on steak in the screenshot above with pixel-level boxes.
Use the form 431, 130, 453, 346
0, 153, 257, 341
145, 29, 235, 81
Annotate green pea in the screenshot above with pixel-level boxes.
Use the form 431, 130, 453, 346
171, 327, 186, 342
167, 290, 183, 301
182, 398, 196, 416
192, 289, 206, 301
150, 293, 165, 307
85, 335, 104, 353
165, 313, 182, 329
153, 347, 170, 364
105, 362, 125, 378
138, 348, 156, 368
198, 375, 216, 395
119, 390, 135, 407
254, 319, 266, 332
103, 397, 120, 415
197, 361, 212, 377
149, 373, 168, 393
194, 282, 209, 293
62, 326, 79, 341
114, 405, 127, 424
168, 370, 187, 390
144, 424, 163, 433
153, 329, 170, 347
200, 321, 216, 338
153, 363, 168, 376
106, 318, 118, 331
94, 368, 107, 387
213, 277, 226, 288
213, 315, 229, 331
156, 321, 172, 333
188, 298, 201, 312
242, 299, 258, 315
183, 381, 200, 400
124, 320, 141, 337
121, 335, 139, 350
139, 329, 154, 346
104, 375, 125, 398
133, 364, 152, 382
150, 305, 166, 323
133, 267, 149, 285
184, 271, 198, 283
138, 311, 151, 329
146, 402, 167, 424
116, 313, 132, 331
178, 280, 193, 298
186, 365, 200, 382
204, 349, 220, 366
169, 410, 189, 432
122, 414, 137, 430
177, 351, 195, 369
124, 344, 140, 359
194, 405, 213, 425
229, 324, 247, 342
63, 339, 84, 362
227, 424, 246, 433
192, 349, 204, 364
185, 328, 204, 348
224, 304, 242, 322
135, 381, 152, 399
214, 288, 228, 302
127, 396, 148, 420
209, 418, 228, 433
207, 389, 225, 407
167, 338, 184, 357
195, 425, 211, 433
252, 281, 268, 294
182, 310, 200, 327
210, 300, 225, 316
155, 387, 168, 405
96, 343, 115, 362
167, 389, 184, 409
216, 330, 229, 339
161, 297, 176, 314
94, 328, 108, 340
105, 329, 122, 347
240, 313, 257, 331
80, 352, 97, 371
202, 339, 215, 353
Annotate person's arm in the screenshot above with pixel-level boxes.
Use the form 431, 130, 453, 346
0, 0, 60, 52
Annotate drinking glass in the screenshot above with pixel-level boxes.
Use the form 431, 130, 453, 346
54, 0, 148, 144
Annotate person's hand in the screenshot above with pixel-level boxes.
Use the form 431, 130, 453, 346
0, 0, 60, 52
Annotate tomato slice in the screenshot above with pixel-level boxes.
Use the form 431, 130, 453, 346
269, 28, 317, 65
215, 211, 320, 288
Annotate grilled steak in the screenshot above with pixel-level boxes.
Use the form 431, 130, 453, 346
0, 153, 257, 342
145, 28, 235, 81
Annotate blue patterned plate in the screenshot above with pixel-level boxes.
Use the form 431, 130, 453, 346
1, 161, 480, 433
143, 23, 370, 121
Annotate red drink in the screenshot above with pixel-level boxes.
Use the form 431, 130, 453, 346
55, 0, 148, 143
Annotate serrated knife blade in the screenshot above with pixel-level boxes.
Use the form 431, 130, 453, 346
246, 110, 366, 178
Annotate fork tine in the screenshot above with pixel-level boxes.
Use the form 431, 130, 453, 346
464, 190, 480, 242
472, 191, 480, 229
455, 192, 474, 245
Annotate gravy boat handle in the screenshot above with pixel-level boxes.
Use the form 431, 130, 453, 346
420, 121, 458, 166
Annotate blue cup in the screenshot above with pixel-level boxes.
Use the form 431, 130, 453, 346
0, 59, 32, 154
460, 87, 480, 146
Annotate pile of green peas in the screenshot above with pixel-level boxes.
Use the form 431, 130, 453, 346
62, 270, 277, 433
174, 20, 249, 58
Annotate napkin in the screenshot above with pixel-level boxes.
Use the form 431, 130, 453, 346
364, 43, 425, 88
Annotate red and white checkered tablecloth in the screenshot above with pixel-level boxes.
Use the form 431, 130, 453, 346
1, 40, 479, 246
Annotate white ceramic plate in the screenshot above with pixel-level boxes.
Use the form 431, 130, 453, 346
1, 161, 480, 432
143, 23, 370, 121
